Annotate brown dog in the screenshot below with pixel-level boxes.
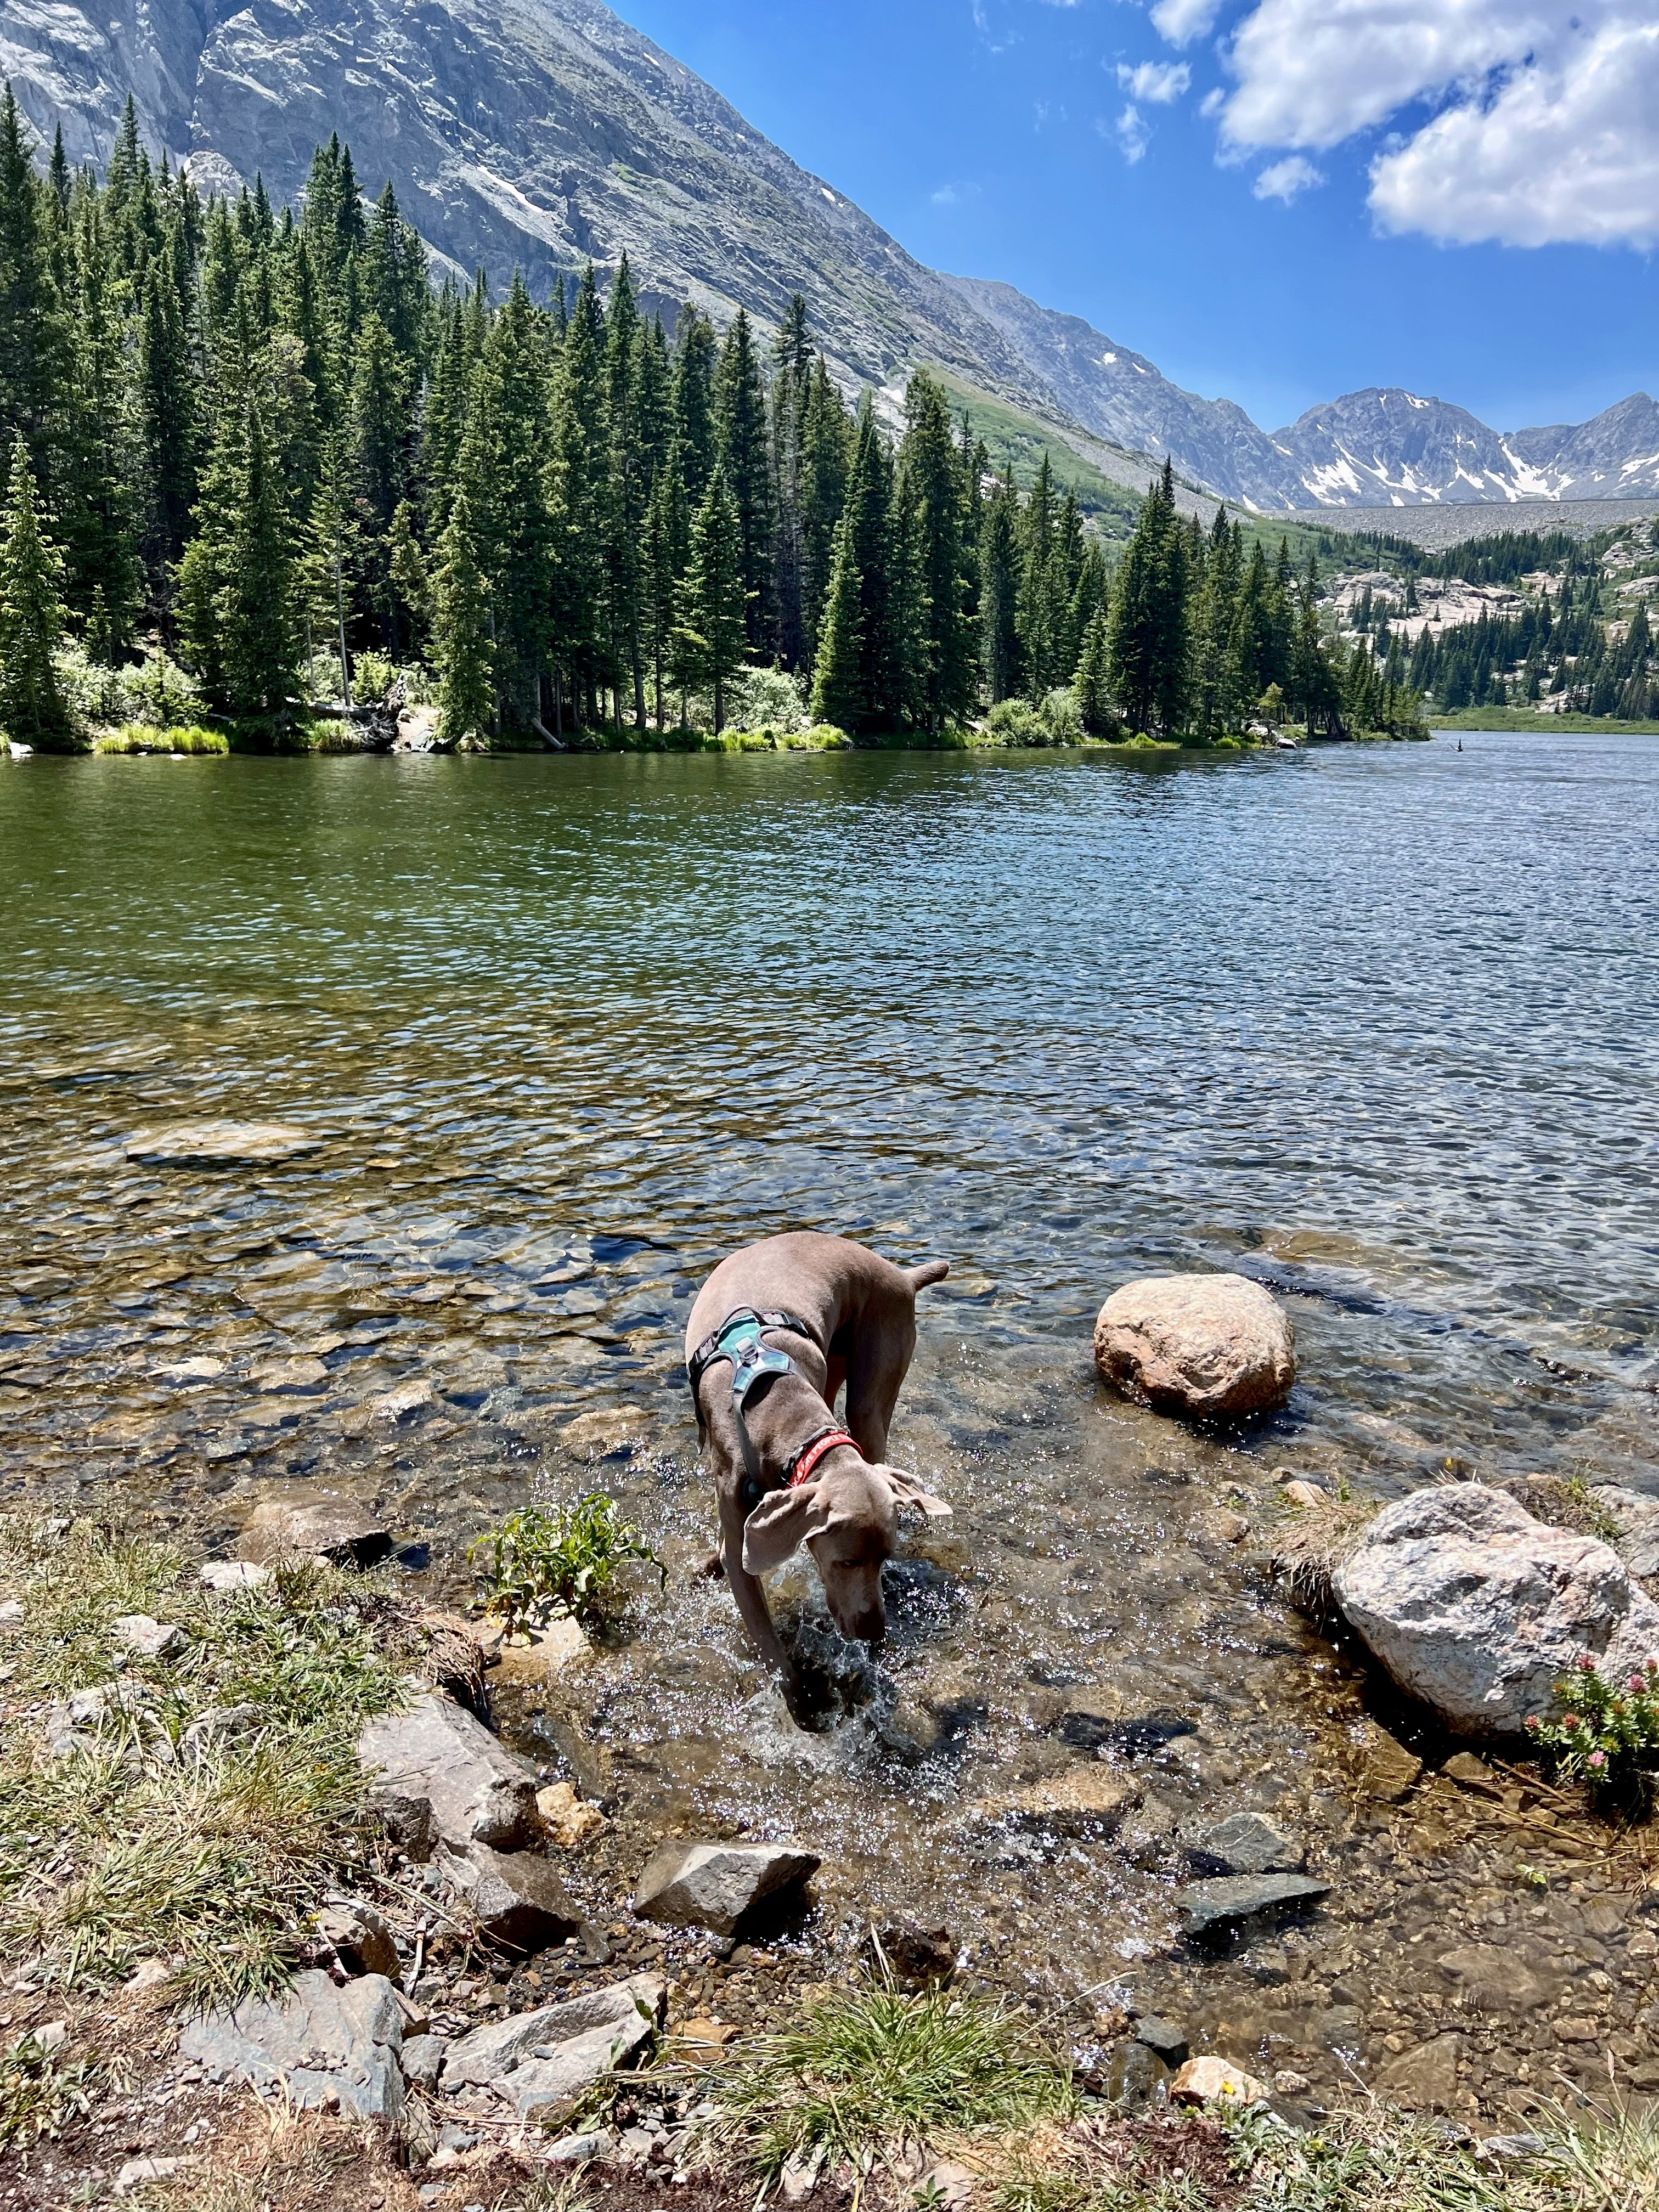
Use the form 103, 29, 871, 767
685, 1232, 951, 1711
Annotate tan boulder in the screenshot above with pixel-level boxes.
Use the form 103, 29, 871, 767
1170, 2054, 1270, 2104
1093, 1274, 1296, 1420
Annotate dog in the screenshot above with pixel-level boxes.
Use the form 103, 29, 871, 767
685, 1232, 951, 1712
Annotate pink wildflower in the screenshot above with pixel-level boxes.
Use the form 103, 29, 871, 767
1525, 1714, 1541, 1731
1576, 1652, 1598, 1673
1630, 1674, 1647, 1694
1561, 1713, 1579, 1729
1588, 1751, 1606, 1770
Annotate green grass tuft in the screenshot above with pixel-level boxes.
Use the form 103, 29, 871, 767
705, 1980, 1075, 2178
0, 2030, 96, 2151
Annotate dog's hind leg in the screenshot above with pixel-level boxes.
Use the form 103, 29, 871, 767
843, 1311, 915, 1464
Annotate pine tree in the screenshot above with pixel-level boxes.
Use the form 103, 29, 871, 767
842, 396, 894, 731
797, 354, 851, 668
1073, 603, 1114, 734
899, 370, 975, 736
809, 510, 862, 732
679, 460, 748, 732
672, 307, 717, 510
136, 256, 195, 595
433, 477, 494, 745
221, 403, 297, 714
978, 474, 1022, 705
603, 256, 647, 727
770, 293, 811, 669
0, 436, 70, 748
1107, 461, 1188, 736
714, 308, 774, 656
0, 88, 68, 486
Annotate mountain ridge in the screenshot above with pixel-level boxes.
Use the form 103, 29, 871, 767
4, 0, 1657, 516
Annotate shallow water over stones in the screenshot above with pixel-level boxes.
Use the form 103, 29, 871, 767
3, 735, 1657, 2117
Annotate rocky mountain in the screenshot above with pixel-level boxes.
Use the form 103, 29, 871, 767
1273, 387, 1659, 508
5, 0, 1658, 517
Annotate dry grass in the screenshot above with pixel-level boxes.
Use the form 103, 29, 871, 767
1269, 1494, 1379, 1618
0, 1518, 416, 2014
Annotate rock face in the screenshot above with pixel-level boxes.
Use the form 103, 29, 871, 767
1331, 1485, 1659, 1736
633, 1840, 820, 1936
179, 1970, 404, 2118
1093, 1274, 1296, 1421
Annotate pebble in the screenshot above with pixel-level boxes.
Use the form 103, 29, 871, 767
111, 1615, 187, 1661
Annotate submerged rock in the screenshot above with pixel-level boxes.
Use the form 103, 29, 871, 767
1190, 1811, 1301, 1875
125, 1121, 324, 1166
179, 1968, 404, 2118
633, 1839, 820, 1936
1131, 2015, 1189, 2065
1093, 1273, 1296, 1421
1177, 1871, 1330, 1937
864, 1921, 957, 1989
1332, 1484, 1659, 1735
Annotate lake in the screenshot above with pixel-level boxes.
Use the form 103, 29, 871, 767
3, 730, 1656, 2111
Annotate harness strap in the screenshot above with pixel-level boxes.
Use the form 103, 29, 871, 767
785, 1427, 858, 1489
686, 1307, 819, 1399
686, 1306, 826, 1504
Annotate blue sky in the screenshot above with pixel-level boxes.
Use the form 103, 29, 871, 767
620, 0, 1659, 436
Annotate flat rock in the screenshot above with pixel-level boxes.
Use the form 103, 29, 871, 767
178, 1968, 404, 2119
974, 1769, 1140, 1836
633, 1839, 820, 1936
547, 2131, 611, 2164
1191, 1811, 1301, 1875
241, 1497, 392, 1568
358, 1694, 542, 1855
111, 1613, 187, 1661
250, 1356, 330, 1393
1435, 1945, 1552, 2016
442, 1842, 582, 1954
11, 1267, 73, 1296
490, 1616, 593, 1688
1093, 1273, 1296, 1421
441, 1974, 665, 2086
501, 2012, 655, 2120
1373, 2032, 1464, 2112
199, 1560, 270, 1594
1346, 1718, 1423, 1802
371, 1378, 436, 1422
562, 1407, 650, 1456
1170, 2055, 1269, 2104
1332, 1484, 1659, 1735
1177, 1872, 1330, 1937
125, 1121, 324, 1166
156, 1356, 225, 1383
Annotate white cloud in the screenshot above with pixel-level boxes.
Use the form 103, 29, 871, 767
1192, 0, 1659, 246
930, 181, 982, 206
1199, 87, 1225, 116
1369, 18, 1659, 244
1148, 0, 1220, 45
1116, 103, 1150, 162
1253, 153, 1324, 200
1116, 59, 1191, 102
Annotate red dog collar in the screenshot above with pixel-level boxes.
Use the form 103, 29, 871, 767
786, 1427, 858, 1488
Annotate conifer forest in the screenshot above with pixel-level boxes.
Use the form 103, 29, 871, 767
2, 96, 1646, 755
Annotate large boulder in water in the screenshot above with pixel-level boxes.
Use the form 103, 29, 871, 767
1093, 1273, 1296, 1420
1333, 1484, 1659, 1736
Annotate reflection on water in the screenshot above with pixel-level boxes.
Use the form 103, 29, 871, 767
2, 734, 1656, 2113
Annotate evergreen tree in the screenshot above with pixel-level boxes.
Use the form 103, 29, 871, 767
714, 308, 774, 654
978, 474, 1022, 705
1073, 602, 1113, 734
433, 476, 494, 745
797, 354, 851, 668
0, 436, 70, 748
899, 370, 975, 736
809, 510, 862, 732
1107, 461, 1188, 736
672, 306, 717, 510
679, 461, 748, 732
0, 88, 68, 485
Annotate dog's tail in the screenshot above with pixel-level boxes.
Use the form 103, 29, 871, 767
906, 1259, 950, 1293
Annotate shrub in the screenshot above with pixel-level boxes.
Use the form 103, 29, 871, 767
726, 664, 809, 735
983, 699, 1049, 746
1038, 687, 1084, 745
1528, 1652, 1659, 1801
94, 723, 228, 755
804, 723, 851, 749
468, 1496, 664, 1635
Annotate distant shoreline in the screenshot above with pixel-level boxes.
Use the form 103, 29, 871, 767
1430, 710, 1659, 735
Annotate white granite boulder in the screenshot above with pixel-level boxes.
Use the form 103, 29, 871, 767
1093, 1274, 1296, 1420
1333, 1484, 1659, 1735
633, 1839, 819, 1936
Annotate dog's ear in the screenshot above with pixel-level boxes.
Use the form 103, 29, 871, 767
876, 1464, 952, 1519
742, 1483, 833, 1573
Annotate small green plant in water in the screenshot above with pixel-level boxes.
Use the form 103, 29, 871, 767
469, 1497, 664, 1635
1528, 1650, 1659, 1802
